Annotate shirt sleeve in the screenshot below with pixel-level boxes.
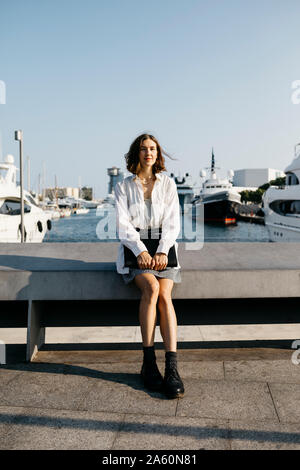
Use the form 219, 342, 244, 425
115, 181, 148, 257
157, 178, 180, 255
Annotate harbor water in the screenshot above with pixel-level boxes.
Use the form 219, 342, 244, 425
44, 209, 270, 243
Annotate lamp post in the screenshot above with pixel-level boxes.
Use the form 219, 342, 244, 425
14, 130, 24, 242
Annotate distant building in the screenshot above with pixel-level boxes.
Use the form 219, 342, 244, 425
45, 187, 79, 200
233, 168, 285, 188
107, 167, 124, 194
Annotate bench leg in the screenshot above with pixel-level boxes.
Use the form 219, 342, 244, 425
26, 300, 45, 361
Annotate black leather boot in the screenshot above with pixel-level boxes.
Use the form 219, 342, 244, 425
163, 352, 184, 399
141, 361, 163, 391
141, 346, 163, 391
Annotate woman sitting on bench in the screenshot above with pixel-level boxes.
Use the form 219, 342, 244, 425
115, 133, 184, 399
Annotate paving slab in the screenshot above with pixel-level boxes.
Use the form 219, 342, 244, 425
224, 359, 300, 384
45, 326, 138, 344
0, 366, 94, 411
1, 324, 299, 345
268, 383, 300, 424
2, 348, 300, 449
159, 361, 224, 380
228, 419, 300, 450
113, 414, 230, 450
0, 406, 124, 450
68, 361, 224, 381
77, 377, 177, 417
200, 324, 300, 341
31, 347, 294, 365
0, 366, 25, 386
176, 378, 278, 422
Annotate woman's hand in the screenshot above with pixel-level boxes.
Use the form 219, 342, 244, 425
137, 251, 154, 269
153, 252, 168, 271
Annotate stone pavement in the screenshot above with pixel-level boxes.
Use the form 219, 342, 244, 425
1, 344, 300, 450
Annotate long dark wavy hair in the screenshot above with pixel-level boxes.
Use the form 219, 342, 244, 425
125, 133, 174, 175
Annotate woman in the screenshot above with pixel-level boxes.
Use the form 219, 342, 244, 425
115, 133, 184, 399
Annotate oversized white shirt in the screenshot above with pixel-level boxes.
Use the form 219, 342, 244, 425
115, 172, 181, 274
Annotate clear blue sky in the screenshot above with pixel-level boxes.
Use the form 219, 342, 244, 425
1, 0, 300, 198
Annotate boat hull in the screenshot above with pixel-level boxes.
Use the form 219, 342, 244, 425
194, 196, 240, 225
263, 184, 300, 241
204, 199, 239, 224
0, 212, 50, 242
265, 221, 300, 241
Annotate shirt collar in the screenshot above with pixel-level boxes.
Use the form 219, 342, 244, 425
132, 173, 162, 182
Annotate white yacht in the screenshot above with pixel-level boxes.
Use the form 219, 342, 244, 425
0, 154, 51, 242
193, 150, 242, 225
63, 197, 90, 215
57, 198, 72, 217
43, 200, 61, 220
97, 192, 115, 210
262, 144, 300, 241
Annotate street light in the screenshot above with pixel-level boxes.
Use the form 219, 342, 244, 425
14, 130, 24, 242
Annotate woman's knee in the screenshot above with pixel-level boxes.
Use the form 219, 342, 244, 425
136, 275, 160, 301
158, 288, 173, 307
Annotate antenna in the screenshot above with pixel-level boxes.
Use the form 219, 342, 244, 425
205, 147, 220, 175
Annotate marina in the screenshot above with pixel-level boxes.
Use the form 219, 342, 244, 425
0, 147, 287, 244
43, 208, 270, 243
2, 128, 298, 244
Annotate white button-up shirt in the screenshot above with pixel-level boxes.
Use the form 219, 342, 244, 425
115, 172, 181, 274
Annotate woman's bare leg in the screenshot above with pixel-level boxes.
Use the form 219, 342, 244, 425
157, 277, 184, 398
134, 273, 160, 346
157, 278, 177, 352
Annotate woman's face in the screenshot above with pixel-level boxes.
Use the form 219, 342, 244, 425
138, 138, 157, 170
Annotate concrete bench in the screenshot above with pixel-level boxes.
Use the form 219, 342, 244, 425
0, 242, 300, 361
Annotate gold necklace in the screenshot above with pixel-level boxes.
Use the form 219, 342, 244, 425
138, 175, 155, 185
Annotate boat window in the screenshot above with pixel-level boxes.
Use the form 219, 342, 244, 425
0, 199, 31, 215
25, 194, 38, 207
270, 200, 300, 215
290, 201, 300, 213
216, 185, 222, 188
0, 169, 8, 182
286, 172, 299, 186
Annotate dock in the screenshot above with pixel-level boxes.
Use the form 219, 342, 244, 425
237, 203, 265, 224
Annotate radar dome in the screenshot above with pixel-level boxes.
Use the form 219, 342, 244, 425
228, 169, 234, 178
200, 170, 206, 177
5, 154, 14, 164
